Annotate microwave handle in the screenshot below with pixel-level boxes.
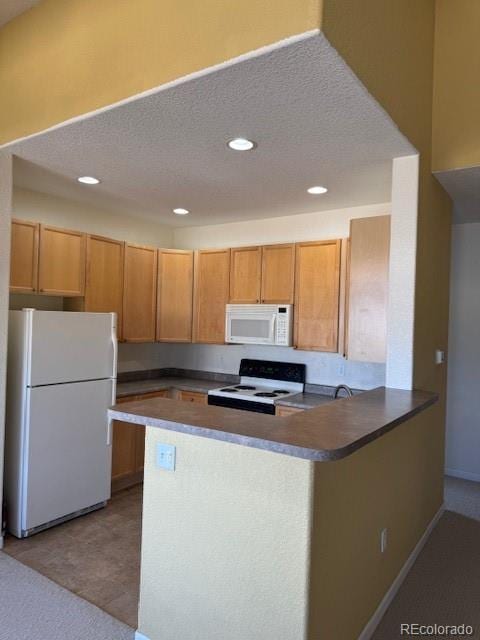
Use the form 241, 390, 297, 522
270, 315, 276, 341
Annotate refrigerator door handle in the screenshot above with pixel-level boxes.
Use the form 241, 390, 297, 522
111, 313, 118, 379
107, 416, 113, 446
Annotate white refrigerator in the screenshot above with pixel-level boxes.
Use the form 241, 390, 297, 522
5, 310, 117, 538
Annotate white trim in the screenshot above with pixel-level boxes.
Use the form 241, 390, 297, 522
1, 29, 320, 150
445, 468, 480, 483
135, 632, 150, 640
358, 505, 444, 640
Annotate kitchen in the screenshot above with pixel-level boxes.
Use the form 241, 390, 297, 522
0, 30, 431, 640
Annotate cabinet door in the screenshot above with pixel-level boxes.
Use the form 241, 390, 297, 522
10, 219, 39, 293
123, 243, 157, 342
111, 396, 137, 487
346, 216, 390, 363
294, 240, 341, 352
261, 243, 295, 303
229, 246, 262, 303
193, 249, 230, 344
157, 249, 193, 342
85, 235, 125, 339
38, 225, 86, 296
179, 390, 207, 404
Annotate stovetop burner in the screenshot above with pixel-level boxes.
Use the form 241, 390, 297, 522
220, 388, 238, 393
273, 389, 289, 394
254, 392, 278, 398
235, 385, 256, 390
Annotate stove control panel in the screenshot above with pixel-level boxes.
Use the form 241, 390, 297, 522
239, 359, 306, 383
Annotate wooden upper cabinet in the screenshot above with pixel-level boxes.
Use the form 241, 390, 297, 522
294, 240, 341, 352
38, 225, 86, 296
157, 249, 193, 342
261, 243, 295, 304
193, 248, 230, 344
10, 219, 39, 293
85, 235, 125, 339
229, 246, 262, 303
346, 216, 391, 363
123, 243, 157, 342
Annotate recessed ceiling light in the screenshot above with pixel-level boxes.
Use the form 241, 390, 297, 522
173, 208, 190, 215
307, 185, 328, 195
77, 176, 100, 185
227, 138, 256, 151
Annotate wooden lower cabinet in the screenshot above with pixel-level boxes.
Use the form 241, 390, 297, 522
111, 390, 168, 492
275, 405, 304, 417
178, 390, 208, 404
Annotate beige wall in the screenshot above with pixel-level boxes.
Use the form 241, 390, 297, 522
0, 153, 12, 548
0, 0, 320, 146
139, 427, 313, 640
433, 1, 480, 172
13, 187, 173, 247
173, 202, 389, 249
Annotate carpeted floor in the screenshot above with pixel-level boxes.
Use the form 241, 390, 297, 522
372, 508, 480, 639
444, 474, 480, 521
0, 552, 134, 640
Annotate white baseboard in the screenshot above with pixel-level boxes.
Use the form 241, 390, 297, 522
445, 468, 480, 483
358, 505, 444, 640
135, 632, 150, 640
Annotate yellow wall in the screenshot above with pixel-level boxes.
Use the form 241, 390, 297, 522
432, 0, 480, 171
319, 0, 451, 634
138, 404, 439, 640
0, 0, 320, 146
309, 407, 442, 639
321, 0, 451, 419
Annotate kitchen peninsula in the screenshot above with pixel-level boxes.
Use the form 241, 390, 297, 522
109, 386, 439, 640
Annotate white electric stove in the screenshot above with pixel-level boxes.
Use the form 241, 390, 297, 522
208, 359, 306, 415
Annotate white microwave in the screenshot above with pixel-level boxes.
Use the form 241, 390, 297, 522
225, 304, 293, 346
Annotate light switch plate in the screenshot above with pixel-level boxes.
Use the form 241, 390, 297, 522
156, 443, 176, 471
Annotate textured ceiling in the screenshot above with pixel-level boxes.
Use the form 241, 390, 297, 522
435, 167, 480, 224
10, 33, 415, 227
0, 0, 39, 27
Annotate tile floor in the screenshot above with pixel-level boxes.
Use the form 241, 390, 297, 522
4, 484, 142, 629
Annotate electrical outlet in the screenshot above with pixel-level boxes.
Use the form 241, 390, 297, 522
435, 350, 446, 365
156, 443, 176, 471
339, 361, 346, 377
380, 528, 388, 553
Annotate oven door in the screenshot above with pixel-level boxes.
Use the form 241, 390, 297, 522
226, 311, 276, 345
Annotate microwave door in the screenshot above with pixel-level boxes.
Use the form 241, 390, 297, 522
227, 314, 276, 344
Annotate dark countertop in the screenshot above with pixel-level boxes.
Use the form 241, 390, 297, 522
116, 376, 335, 409
109, 386, 438, 462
